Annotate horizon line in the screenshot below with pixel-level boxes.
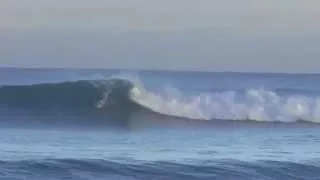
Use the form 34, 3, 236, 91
1, 66, 320, 75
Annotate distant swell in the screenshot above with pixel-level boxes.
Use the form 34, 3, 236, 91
1, 75, 320, 123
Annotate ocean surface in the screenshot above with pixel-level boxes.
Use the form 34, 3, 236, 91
1, 68, 320, 180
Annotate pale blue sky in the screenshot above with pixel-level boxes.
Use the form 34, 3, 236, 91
1, 0, 320, 72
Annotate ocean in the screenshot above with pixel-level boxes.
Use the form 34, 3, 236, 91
1, 68, 320, 180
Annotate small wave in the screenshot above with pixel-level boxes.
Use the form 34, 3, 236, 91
1, 75, 320, 123
0, 158, 319, 180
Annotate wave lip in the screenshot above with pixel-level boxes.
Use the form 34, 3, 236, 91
1, 75, 320, 123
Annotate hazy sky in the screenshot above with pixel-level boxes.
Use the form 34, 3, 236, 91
1, 0, 320, 72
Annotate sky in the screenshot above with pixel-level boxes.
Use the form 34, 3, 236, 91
1, 0, 320, 72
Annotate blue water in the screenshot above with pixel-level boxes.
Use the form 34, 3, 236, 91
1, 68, 320, 180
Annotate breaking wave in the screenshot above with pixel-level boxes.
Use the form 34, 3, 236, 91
1, 75, 320, 123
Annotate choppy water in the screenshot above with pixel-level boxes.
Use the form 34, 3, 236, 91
1, 68, 320, 179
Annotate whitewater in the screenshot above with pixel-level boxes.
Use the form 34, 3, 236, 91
119, 75, 320, 122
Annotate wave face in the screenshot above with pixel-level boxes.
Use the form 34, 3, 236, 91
0, 78, 133, 112
0, 158, 319, 180
2, 75, 320, 123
